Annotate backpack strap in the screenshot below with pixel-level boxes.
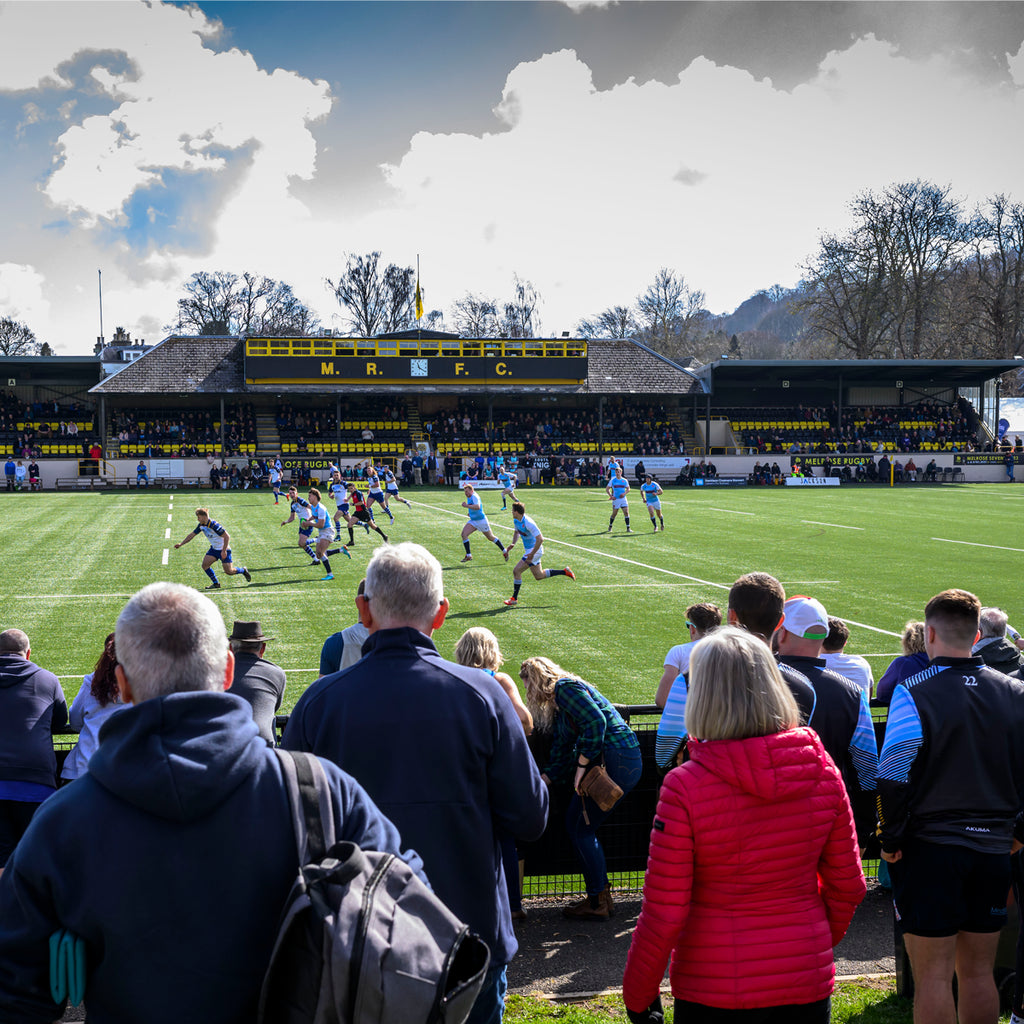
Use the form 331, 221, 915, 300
274, 749, 337, 863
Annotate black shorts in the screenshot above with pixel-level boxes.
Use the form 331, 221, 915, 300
890, 839, 1011, 937
351, 509, 370, 523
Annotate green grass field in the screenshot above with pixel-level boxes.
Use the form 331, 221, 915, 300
2, 481, 1020, 710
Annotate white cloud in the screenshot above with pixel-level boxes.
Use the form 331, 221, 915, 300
2, 4, 1023, 353
0, 263, 49, 329
375, 38, 1024, 327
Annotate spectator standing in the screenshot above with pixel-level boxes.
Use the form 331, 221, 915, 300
973, 607, 1024, 678
520, 656, 641, 921
623, 627, 864, 1024
3, 458, 14, 491
318, 579, 371, 676
878, 589, 1024, 1024
0, 583, 422, 1022
821, 616, 875, 696
283, 542, 548, 1024
227, 620, 286, 746
654, 603, 723, 770
27, 461, 40, 491
775, 597, 878, 848
60, 633, 127, 783
876, 621, 930, 705
412, 451, 424, 485
13, 462, 25, 490
0, 629, 68, 870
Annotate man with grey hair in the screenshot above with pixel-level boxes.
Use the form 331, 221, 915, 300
973, 607, 1024, 678
0, 583, 423, 1023
0, 629, 67, 872
284, 542, 549, 1024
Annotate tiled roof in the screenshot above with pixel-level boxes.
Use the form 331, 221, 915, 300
88, 336, 701, 397
583, 340, 703, 395
89, 336, 244, 394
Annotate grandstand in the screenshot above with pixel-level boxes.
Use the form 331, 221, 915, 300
1, 335, 1020, 486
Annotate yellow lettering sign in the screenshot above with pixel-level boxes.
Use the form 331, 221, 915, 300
495, 362, 508, 375
366, 362, 378, 376
455, 362, 466, 376
321, 362, 335, 376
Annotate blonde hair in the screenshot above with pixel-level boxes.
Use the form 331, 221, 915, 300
901, 621, 926, 655
685, 626, 799, 741
455, 627, 503, 671
520, 655, 577, 733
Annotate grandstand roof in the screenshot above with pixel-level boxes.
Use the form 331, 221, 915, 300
88, 336, 702, 397
697, 358, 1021, 397
89, 336, 244, 395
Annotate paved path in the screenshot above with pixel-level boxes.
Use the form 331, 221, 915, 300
507, 880, 895, 998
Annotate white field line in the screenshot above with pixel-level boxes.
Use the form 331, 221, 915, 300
932, 537, 1024, 553
707, 506, 755, 515
166, 514, 172, 522
414, 498, 902, 637
801, 520, 864, 531
161, 549, 169, 565
55, 667, 320, 679
165, 528, 171, 539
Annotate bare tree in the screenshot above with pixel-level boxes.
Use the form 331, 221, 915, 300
575, 305, 638, 339
168, 271, 319, 336
326, 252, 416, 336
449, 294, 499, 337
635, 268, 708, 359
0, 317, 41, 356
964, 195, 1024, 358
499, 275, 541, 339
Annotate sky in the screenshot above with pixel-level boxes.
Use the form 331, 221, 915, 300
1, 1, 1023, 355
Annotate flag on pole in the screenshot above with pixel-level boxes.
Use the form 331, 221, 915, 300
414, 279, 423, 320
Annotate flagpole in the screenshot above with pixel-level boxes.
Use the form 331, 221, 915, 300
416, 254, 422, 343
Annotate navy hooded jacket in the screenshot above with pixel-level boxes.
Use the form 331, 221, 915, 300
0, 691, 423, 1024
0, 653, 68, 789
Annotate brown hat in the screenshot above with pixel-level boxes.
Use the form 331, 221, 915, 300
228, 620, 272, 643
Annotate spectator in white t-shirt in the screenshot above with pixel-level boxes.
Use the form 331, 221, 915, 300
821, 616, 874, 697
654, 602, 722, 708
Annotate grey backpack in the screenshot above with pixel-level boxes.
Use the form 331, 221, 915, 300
258, 750, 490, 1024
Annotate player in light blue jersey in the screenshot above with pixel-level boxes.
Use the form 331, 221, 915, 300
605, 465, 632, 533
502, 501, 574, 605
308, 486, 350, 579
174, 507, 251, 589
640, 473, 664, 531
383, 466, 412, 509
329, 470, 360, 547
281, 485, 318, 563
460, 482, 509, 563
497, 469, 517, 510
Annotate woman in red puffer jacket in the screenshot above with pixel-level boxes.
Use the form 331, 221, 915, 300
623, 626, 866, 1023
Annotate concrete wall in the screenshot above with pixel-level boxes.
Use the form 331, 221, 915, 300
22, 455, 1016, 489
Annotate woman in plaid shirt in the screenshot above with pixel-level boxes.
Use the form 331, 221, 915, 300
520, 656, 641, 921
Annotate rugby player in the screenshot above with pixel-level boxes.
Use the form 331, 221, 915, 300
502, 502, 574, 605
174, 508, 252, 589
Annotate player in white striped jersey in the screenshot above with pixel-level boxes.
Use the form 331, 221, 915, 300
308, 487, 350, 580
365, 465, 394, 524
281, 486, 318, 562
502, 501, 574, 605
383, 466, 412, 509
174, 507, 251, 589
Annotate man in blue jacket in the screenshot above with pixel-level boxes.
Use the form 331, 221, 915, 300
284, 542, 549, 1024
0, 630, 67, 870
0, 582, 423, 1024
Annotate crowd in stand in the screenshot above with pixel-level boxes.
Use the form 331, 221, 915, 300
734, 399, 982, 454
423, 400, 683, 455
112, 404, 256, 456
4, 547, 1024, 1023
